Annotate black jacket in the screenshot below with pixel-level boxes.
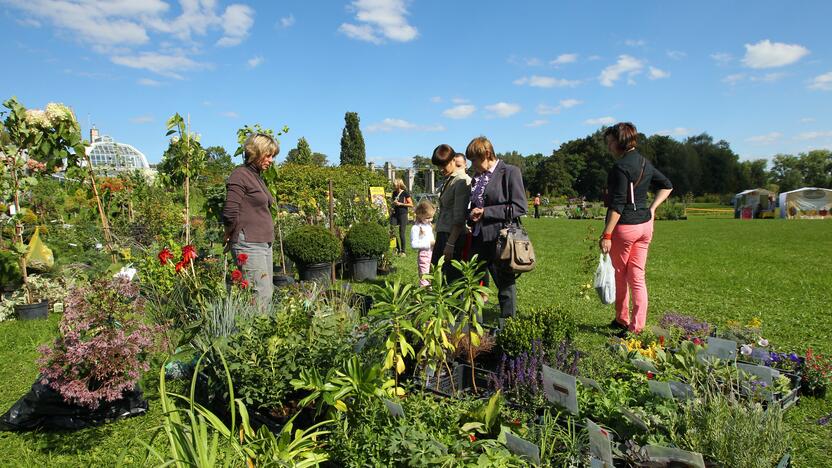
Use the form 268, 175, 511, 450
606, 150, 673, 225
474, 161, 528, 242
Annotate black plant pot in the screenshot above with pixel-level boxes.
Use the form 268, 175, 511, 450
803, 384, 827, 398
350, 257, 378, 282
15, 300, 49, 320
273, 274, 295, 288
298, 262, 332, 283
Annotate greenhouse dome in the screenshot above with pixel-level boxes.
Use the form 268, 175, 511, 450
85, 127, 150, 170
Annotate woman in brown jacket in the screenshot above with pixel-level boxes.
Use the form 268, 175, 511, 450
223, 133, 278, 309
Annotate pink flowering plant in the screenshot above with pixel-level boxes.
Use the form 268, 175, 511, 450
37, 277, 166, 409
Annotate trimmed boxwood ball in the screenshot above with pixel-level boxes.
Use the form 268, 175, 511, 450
284, 225, 341, 265
343, 222, 389, 258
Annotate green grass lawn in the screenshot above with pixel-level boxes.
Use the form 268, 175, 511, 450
1, 217, 830, 466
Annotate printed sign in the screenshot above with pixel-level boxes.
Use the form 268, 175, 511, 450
648, 380, 674, 400
705, 337, 738, 361
631, 359, 658, 373
542, 365, 578, 415
645, 445, 705, 468
586, 419, 614, 466
577, 376, 603, 392
500, 428, 541, 465
668, 381, 694, 401
383, 399, 404, 418
619, 407, 649, 431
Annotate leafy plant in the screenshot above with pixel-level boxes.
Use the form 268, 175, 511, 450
284, 224, 341, 265
343, 221, 388, 258
414, 257, 461, 392
803, 348, 832, 393
531, 409, 588, 467
369, 280, 421, 390
497, 306, 577, 358
452, 256, 491, 393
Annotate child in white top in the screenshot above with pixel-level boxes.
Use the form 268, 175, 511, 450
411, 200, 436, 287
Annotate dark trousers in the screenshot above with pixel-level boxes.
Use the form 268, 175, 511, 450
534, 205, 540, 218
431, 231, 464, 284
471, 235, 517, 318
391, 212, 407, 253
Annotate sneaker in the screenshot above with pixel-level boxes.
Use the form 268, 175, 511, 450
609, 319, 628, 330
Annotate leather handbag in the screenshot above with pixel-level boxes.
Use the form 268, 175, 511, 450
496, 172, 536, 274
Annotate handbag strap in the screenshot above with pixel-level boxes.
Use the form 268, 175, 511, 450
628, 156, 647, 210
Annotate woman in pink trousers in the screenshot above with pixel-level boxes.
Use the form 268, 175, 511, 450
599, 122, 673, 334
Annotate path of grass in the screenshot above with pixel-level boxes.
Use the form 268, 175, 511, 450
1, 218, 829, 466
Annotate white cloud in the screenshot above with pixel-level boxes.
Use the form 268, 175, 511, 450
508, 55, 543, 66
750, 72, 787, 83
722, 73, 746, 85
216, 4, 254, 47
111, 52, 209, 79
137, 78, 161, 86
667, 50, 686, 60
485, 102, 521, 118
809, 71, 832, 91
742, 40, 809, 69
443, 104, 476, 119
648, 66, 670, 80
746, 132, 782, 144
536, 99, 582, 115
16, 17, 41, 27
221, 111, 240, 119
656, 127, 694, 137
585, 116, 616, 126
710, 52, 733, 64
513, 75, 580, 88
247, 55, 264, 68
625, 39, 646, 47
599, 55, 644, 87
525, 119, 549, 128
451, 97, 469, 104
339, 0, 418, 44
587, 55, 602, 61
278, 14, 295, 28
800, 117, 816, 123
550, 53, 578, 66
366, 118, 445, 133
429, 96, 442, 103
795, 130, 832, 140
130, 115, 154, 124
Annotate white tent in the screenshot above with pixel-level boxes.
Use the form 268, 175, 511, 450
733, 188, 775, 219
779, 187, 832, 219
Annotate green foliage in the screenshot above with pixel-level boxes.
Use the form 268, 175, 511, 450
339, 111, 366, 166
283, 225, 341, 265
369, 281, 421, 389
0, 248, 21, 289
285, 136, 315, 165
655, 199, 686, 220
497, 306, 577, 358
343, 221, 388, 258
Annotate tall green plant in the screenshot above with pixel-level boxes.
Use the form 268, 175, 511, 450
451, 256, 490, 393
165, 113, 207, 246
414, 258, 461, 392
369, 281, 422, 391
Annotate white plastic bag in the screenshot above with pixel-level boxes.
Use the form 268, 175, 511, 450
593, 254, 616, 305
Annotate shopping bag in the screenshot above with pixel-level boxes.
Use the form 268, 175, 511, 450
24, 227, 54, 272
593, 254, 615, 305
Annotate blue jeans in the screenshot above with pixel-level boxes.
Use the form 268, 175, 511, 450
231, 230, 273, 311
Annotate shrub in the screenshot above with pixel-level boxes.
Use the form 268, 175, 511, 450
284, 225, 341, 265
37, 278, 166, 409
655, 200, 686, 220
0, 249, 21, 290
497, 306, 577, 358
343, 222, 388, 258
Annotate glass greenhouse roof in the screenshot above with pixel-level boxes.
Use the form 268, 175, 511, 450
86, 136, 150, 170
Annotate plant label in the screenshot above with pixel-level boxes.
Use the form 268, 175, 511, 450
706, 337, 737, 361
645, 445, 705, 468
750, 346, 770, 363
648, 380, 674, 400
668, 381, 694, 401
542, 364, 579, 415
577, 376, 603, 392
9, 205, 16, 216
651, 325, 671, 340
586, 419, 614, 466
619, 407, 649, 431
383, 399, 404, 418
738, 362, 779, 385
500, 428, 541, 465
631, 358, 658, 373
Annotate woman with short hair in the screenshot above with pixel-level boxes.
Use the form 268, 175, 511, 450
467, 136, 527, 318
223, 133, 279, 309
599, 122, 673, 334
431, 144, 471, 282
390, 178, 413, 255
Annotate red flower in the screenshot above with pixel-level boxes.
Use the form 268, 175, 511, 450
231, 269, 243, 283
174, 261, 185, 273
693, 337, 703, 346
512, 418, 521, 426
659, 335, 665, 346
181, 245, 197, 264
236, 253, 248, 266
468, 434, 477, 442
646, 371, 655, 380
158, 248, 174, 265
240, 280, 249, 289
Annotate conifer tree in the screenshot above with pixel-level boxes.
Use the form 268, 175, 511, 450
339, 111, 366, 166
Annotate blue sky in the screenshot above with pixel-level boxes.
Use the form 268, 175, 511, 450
2, 0, 831, 167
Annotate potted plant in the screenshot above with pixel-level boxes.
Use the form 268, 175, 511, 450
803, 348, 831, 397
343, 222, 388, 281
0, 274, 67, 320
284, 225, 341, 283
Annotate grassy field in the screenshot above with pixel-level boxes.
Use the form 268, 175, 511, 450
1, 217, 830, 466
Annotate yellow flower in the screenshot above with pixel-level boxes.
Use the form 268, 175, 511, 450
747, 317, 762, 328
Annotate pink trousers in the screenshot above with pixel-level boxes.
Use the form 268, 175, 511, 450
610, 220, 654, 332
417, 249, 432, 287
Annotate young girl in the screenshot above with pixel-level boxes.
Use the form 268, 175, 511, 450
411, 200, 436, 287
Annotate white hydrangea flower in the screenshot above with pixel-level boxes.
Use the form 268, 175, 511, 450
25, 109, 50, 128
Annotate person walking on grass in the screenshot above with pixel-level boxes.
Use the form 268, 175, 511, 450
533, 193, 541, 218
411, 200, 436, 287
599, 122, 673, 334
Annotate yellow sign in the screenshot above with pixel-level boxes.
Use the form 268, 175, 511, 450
369, 186, 388, 214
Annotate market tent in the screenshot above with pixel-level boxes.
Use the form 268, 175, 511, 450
778, 187, 832, 219
733, 189, 776, 219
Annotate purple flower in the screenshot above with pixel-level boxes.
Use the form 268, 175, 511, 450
789, 353, 800, 363
741, 344, 753, 356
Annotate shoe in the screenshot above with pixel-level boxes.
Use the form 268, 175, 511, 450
609, 319, 628, 330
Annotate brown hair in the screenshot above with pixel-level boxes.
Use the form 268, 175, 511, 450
465, 136, 496, 162
244, 133, 279, 165
431, 144, 456, 167
414, 200, 435, 222
603, 122, 638, 152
